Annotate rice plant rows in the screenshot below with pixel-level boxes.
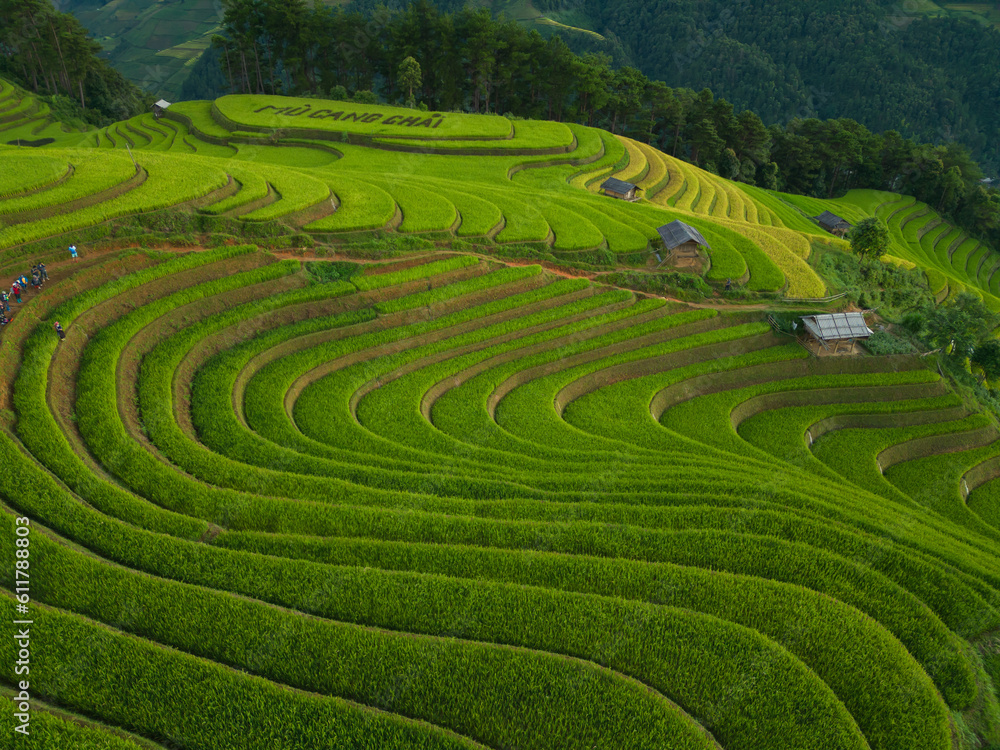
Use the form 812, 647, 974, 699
2, 77, 1000, 750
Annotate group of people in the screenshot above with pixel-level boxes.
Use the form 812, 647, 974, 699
0, 255, 73, 340
2, 264, 51, 331
8, 264, 47, 304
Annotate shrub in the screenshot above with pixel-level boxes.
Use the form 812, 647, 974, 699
865, 330, 918, 355
304, 260, 361, 284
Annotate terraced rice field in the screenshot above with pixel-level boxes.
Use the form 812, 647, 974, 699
794, 189, 1000, 308
0, 245, 998, 749
566, 138, 826, 296
0, 79, 830, 296
5, 77, 1000, 306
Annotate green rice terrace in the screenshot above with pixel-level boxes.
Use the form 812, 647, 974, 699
1, 78, 1000, 749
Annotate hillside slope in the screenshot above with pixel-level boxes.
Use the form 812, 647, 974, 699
6, 80, 1000, 308
61, 0, 225, 100
0, 85, 824, 296
0, 246, 999, 750
2, 83, 1000, 750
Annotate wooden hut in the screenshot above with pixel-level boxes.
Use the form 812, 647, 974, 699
600, 177, 638, 201
151, 99, 172, 119
815, 211, 852, 237
657, 220, 710, 259
801, 312, 872, 353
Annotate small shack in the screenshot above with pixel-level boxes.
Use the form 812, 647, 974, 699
601, 177, 638, 201
151, 99, 172, 119
801, 312, 872, 353
815, 211, 852, 237
657, 220, 710, 258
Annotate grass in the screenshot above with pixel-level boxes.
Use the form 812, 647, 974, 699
0, 152, 228, 249
0, 150, 135, 217
0, 150, 69, 197
0, 239, 996, 749
366, 177, 457, 233
241, 167, 330, 222
2, 79, 1000, 750
305, 174, 397, 232
612, 136, 650, 184
375, 120, 575, 151
200, 164, 271, 215
1, 82, 812, 299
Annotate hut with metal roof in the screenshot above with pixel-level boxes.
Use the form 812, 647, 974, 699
151, 99, 172, 119
801, 312, 872, 353
600, 177, 638, 201
815, 211, 852, 237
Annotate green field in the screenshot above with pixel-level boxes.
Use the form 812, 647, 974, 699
7, 77, 1000, 303
795, 188, 1000, 309
4, 78, 1000, 303
62, 0, 226, 100
1, 80, 1000, 750
0, 83, 835, 295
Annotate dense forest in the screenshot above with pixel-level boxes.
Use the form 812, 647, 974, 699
573, 0, 1000, 171
0, 0, 147, 123
337, 0, 1000, 178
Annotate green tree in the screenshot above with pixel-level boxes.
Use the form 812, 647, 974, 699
971, 339, 1000, 383
756, 162, 779, 190
575, 53, 613, 127
608, 66, 647, 134
734, 110, 771, 165
848, 217, 890, 262
937, 165, 965, 213
719, 148, 740, 181
0, 0, 143, 113
922, 293, 999, 358
821, 119, 863, 197
687, 118, 724, 166
398, 55, 422, 107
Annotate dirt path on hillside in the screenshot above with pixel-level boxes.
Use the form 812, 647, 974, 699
0, 241, 815, 351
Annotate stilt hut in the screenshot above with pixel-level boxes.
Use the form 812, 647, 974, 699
801, 312, 872, 353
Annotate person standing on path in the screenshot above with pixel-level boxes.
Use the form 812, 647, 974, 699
11, 283, 21, 304
1, 291, 8, 312
53, 321, 65, 341
69, 244, 78, 260
39, 263, 48, 282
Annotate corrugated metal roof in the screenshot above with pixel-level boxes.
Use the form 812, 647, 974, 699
802, 313, 872, 341
601, 177, 637, 194
153, 99, 172, 109
656, 220, 710, 250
